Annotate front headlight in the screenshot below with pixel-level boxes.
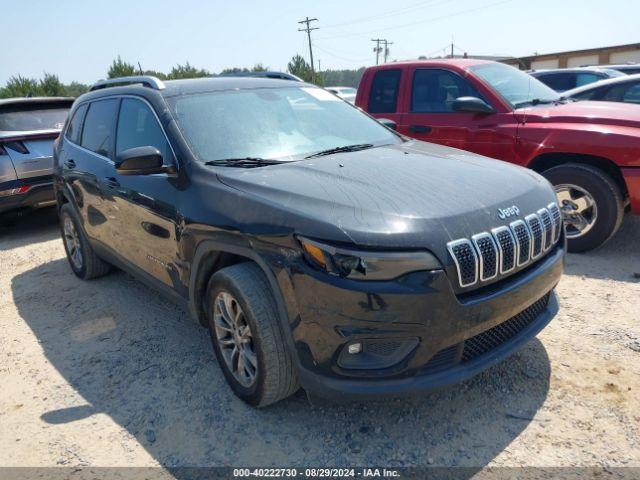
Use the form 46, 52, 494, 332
297, 236, 441, 280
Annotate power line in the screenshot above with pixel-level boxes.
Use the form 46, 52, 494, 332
322, 0, 455, 29
317, 0, 514, 40
298, 17, 319, 82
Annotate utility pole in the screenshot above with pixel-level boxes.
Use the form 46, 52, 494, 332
371, 39, 383, 65
382, 40, 394, 63
298, 17, 319, 82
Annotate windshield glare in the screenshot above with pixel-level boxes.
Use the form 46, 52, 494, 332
0, 107, 69, 132
167, 86, 400, 162
470, 63, 560, 108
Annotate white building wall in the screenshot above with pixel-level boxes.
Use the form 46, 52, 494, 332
610, 50, 640, 64
567, 54, 599, 67
531, 59, 559, 70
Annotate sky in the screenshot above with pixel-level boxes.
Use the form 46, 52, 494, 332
2, 0, 638, 85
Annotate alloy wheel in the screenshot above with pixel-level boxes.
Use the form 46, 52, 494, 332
554, 184, 598, 239
63, 215, 83, 269
213, 291, 258, 388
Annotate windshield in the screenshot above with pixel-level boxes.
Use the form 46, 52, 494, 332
469, 63, 560, 108
167, 86, 400, 163
0, 107, 69, 131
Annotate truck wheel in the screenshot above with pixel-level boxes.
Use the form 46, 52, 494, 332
59, 204, 111, 279
205, 262, 299, 407
542, 163, 624, 253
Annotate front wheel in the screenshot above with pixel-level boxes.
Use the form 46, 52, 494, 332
542, 163, 624, 253
205, 263, 299, 407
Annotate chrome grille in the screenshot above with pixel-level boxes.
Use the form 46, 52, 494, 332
472, 232, 498, 281
538, 208, 553, 251
548, 202, 562, 243
447, 239, 478, 287
447, 203, 561, 289
491, 226, 516, 274
525, 214, 543, 259
510, 220, 531, 266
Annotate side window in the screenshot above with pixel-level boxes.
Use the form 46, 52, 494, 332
65, 104, 87, 144
81, 99, 119, 158
116, 98, 171, 162
603, 83, 640, 104
572, 89, 597, 101
538, 73, 575, 92
411, 69, 483, 113
576, 73, 602, 87
622, 84, 640, 104
368, 69, 401, 113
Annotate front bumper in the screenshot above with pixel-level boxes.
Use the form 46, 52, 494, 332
0, 179, 55, 214
285, 243, 564, 400
622, 167, 640, 214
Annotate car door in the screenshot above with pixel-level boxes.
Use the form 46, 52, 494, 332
399, 67, 517, 161
62, 99, 119, 244
101, 96, 182, 289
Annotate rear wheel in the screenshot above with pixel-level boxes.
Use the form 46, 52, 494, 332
542, 163, 624, 252
205, 263, 299, 407
59, 204, 111, 279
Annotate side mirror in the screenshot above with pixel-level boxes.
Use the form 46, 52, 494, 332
115, 146, 165, 175
452, 96, 495, 114
378, 118, 397, 130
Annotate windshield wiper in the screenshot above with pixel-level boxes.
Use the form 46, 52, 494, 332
204, 157, 282, 168
305, 143, 374, 159
515, 98, 560, 108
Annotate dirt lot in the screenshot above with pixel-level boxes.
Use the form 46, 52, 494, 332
1, 208, 639, 471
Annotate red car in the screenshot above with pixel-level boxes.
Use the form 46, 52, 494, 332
356, 59, 640, 252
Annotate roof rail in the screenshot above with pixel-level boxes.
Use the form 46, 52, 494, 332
90, 76, 166, 92
218, 71, 303, 82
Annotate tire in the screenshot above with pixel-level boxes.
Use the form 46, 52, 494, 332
205, 262, 299, 407
59, 203, 111, 280
542, 163, 624, 253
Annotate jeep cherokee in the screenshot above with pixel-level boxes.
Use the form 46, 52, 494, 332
53, 75, 564, 406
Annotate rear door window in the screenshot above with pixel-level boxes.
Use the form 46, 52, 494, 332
116, 98, 171, 162
65, 104, 88, 144
368, 69, 401, 113
411, 69, 482, 112
80, 99, 119, 158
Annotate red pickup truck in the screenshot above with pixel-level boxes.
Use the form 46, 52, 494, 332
356, 59, 640, 252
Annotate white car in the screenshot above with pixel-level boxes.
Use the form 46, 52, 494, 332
326, 86, 357, 104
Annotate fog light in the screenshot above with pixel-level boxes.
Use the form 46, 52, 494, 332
348, 342, 362, 354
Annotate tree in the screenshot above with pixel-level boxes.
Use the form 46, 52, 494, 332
64, 81, 89, 97
0, 75, 39, 98
108, 56, 136, 78
220, 67, 250, 75
39, 73, 65, 96
287, 54, 312, 82
167, 62, 210, 80
251, 63, 267, 72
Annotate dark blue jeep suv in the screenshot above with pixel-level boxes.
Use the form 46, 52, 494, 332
53, 75, 564, 406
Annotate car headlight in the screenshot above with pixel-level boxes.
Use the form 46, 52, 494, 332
297, 236, 441, 280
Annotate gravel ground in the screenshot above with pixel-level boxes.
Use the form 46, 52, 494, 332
0, 208, 639, 471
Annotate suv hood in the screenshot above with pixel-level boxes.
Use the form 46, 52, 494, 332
217, 141, 557, 260
518, 100, 640, 129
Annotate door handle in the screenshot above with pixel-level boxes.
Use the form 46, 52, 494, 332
64, 159, 76, 169
408, 125, 432, 134
103, 176, 120, 188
